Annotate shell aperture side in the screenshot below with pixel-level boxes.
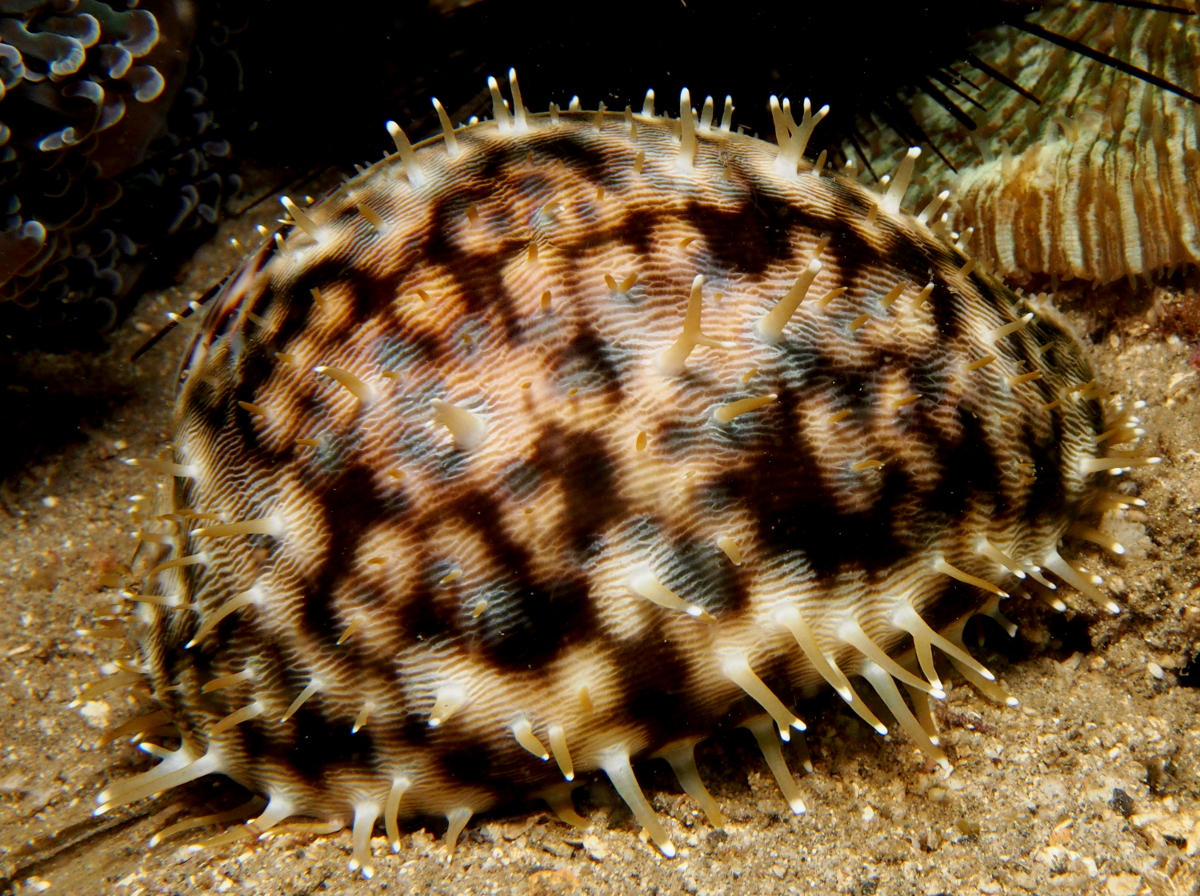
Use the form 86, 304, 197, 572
104, 77, 1143, 868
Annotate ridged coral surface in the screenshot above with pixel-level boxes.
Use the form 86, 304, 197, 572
888, 2, 1200, 284
106, 83, 1127, 870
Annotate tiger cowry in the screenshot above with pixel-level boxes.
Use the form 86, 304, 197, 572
98, 74, 1143, 875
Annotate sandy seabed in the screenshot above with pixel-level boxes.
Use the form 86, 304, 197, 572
0, 200, 1198, 896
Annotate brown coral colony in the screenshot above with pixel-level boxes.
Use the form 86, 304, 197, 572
910, 3, 1200, 286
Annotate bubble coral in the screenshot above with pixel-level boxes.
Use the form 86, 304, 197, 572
1, 0, 240, 336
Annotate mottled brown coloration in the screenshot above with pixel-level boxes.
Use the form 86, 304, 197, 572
878, 3, 1200, 284
96, 79, 1141, 872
